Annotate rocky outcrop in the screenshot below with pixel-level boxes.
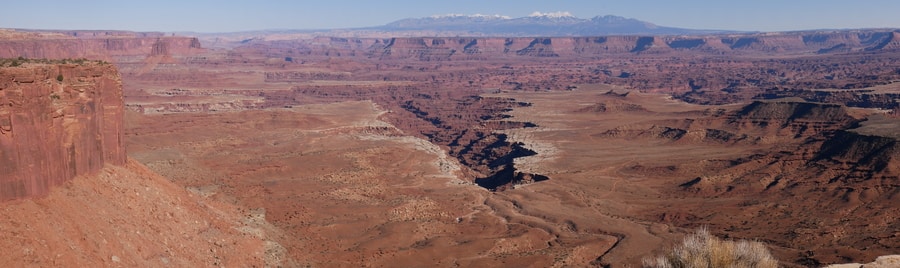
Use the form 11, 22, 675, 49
0, 61, 125, 200
660, 105, 899, 264
814, 115, 900, 179
826, 255, 900, 268
728, 100, 857, 137
597, 100, 857, 147
757, 88, 900, 110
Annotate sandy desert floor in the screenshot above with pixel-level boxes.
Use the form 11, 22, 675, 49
126, 99, 639, 266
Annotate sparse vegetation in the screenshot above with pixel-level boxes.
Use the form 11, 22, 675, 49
1, 57, 104, 67
642, 227, 777, 268
56, 74, 64, 82
63, 58, 87, 65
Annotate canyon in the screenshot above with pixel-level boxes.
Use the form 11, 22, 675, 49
1, 27, 899, 267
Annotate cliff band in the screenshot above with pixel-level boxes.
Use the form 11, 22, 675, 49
0, 61, 125, 200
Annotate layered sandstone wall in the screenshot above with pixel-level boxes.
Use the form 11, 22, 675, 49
271, 30, 900, 61
0, 35, 202, 60
0, 61, 125, 200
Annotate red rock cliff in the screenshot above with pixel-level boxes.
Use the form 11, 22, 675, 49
0, 30, 203, 60
0, 61, 125, 200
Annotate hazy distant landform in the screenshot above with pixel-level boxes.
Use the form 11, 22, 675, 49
183, 13, 727, 40
373, 12, 721, 36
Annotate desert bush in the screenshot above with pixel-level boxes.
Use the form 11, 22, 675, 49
642, 227, 777, 268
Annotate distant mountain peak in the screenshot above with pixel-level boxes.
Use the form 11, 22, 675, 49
590, 15, 659, 28
379, 13, 718, 36
591, 15, 629, 22
527, 11, 575, 18
428, 13, 511, 20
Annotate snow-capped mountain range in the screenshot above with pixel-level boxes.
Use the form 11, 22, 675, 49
376, 12, 719, 36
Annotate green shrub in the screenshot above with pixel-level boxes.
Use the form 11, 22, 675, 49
56, 74, 64, 82
642, 227, 777, 268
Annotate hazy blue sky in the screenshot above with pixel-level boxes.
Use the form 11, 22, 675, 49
3, 0, 899, 32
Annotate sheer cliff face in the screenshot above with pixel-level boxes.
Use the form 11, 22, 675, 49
0, 62, 125, 200
0, 36, 203, 60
